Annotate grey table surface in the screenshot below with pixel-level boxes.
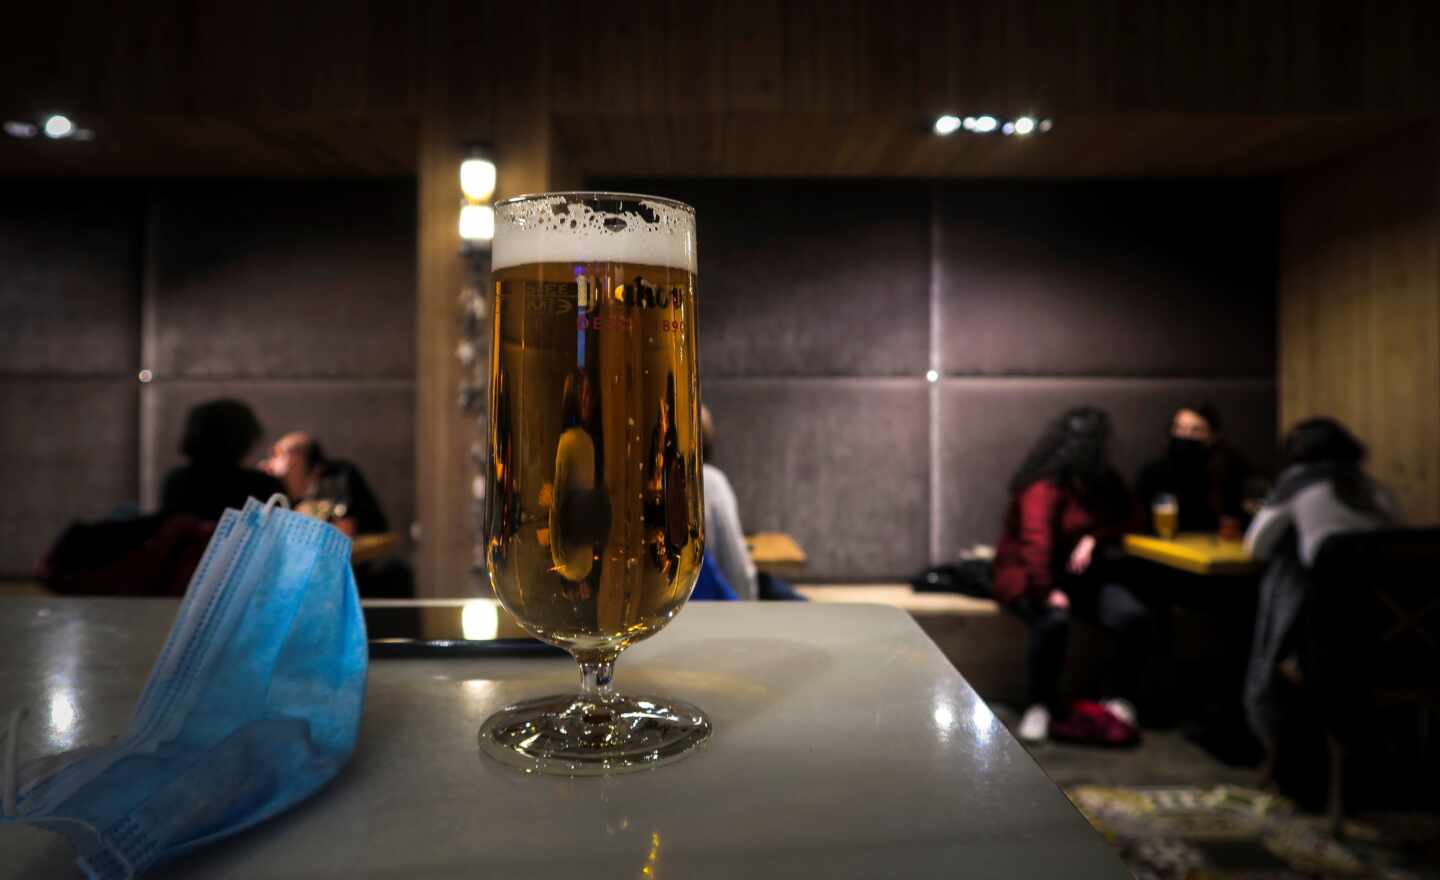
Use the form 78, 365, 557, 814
0, 598, 1126, 879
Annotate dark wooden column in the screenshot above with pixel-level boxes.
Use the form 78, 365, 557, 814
413, 1, 579, 597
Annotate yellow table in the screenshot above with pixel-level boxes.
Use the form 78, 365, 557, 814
746, 532, 808, 576
1123, 532, 1258, 576
351, 532, 401, 564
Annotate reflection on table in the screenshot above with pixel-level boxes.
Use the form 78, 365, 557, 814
362, 597, 532, 642
1123, 532, 1258, 576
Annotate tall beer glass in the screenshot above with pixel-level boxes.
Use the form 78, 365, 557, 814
478, 192, 710, 775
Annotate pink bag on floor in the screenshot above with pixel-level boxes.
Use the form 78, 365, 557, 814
1048, 700, 1140, 747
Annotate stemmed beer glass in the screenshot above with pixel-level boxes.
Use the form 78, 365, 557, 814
478, 192, 711, 775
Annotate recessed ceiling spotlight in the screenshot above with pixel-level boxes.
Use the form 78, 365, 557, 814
939, 114, 1052, 139
933, 114, 962, 136
43, 114, 75, 139
3, 120, 37, 139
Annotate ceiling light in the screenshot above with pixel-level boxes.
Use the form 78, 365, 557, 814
925, 369, 939, 383
939, 114, 1052, 140
460, 157, 497, 202
459, 204, 494, 242
933, 115, 962, 136
4, 120, 37, 139
43, 114, 74, 139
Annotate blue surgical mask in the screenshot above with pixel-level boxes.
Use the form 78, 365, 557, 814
1, 495, 367, 880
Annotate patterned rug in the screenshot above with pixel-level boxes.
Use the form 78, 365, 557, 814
1066, 785, 1440, 879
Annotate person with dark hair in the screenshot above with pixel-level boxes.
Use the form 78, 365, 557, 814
262, 432, 388, 536
1246, 418, 1399, 564
1243, 418, 1401, 751
1136, 404, 1250, 534
161, 399, 284, 521
992, 406, 1155, 743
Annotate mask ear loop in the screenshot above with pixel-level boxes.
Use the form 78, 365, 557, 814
261, 493, 291, 525
3, 706, 29, 817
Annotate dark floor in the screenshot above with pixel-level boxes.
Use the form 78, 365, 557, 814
991, 703, 1262, 789
993, 705, 1440, 878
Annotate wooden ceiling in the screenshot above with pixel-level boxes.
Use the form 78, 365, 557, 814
1, 1, 1437, 180
7, 1, 1439, 118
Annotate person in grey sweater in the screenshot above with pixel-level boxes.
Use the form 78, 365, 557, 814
1243, 418, 1400, 750
701, 405, 759, 600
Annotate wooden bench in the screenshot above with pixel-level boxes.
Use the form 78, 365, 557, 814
797, 583, 1234, 712
798, 584, 1001, 615
798, 584, 1034, 704
798, 584, 1178, 709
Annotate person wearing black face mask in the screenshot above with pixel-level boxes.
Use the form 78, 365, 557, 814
1137, 404, 1250, 534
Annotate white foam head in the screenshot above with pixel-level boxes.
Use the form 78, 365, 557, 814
492, 192, 696, 273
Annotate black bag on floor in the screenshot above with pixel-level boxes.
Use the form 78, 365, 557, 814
911, 559, 993, 598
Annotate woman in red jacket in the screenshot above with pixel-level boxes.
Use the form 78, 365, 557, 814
993, 407, 1155, 744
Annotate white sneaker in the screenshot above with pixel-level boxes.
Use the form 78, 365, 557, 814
1017, 704, 1050, 743
1103, 699, 1137, 727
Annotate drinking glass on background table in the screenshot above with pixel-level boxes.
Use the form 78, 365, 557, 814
296, 498, 335, 523
478, 192, 711, 776
1217, 516, 1244, 543
1152, 493, 1179, 540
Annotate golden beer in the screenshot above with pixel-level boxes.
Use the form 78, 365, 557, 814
478, 192, 712, 776
486, 260, 703, 659
1152, 495, 1179, 540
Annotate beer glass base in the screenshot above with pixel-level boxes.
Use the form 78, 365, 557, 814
478, 693, 712, 777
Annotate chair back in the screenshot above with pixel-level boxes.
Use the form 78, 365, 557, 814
1308, 528, 1440, 741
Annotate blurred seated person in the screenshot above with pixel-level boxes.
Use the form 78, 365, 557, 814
1243, 418, 1400, 754
691, 550, 738, 600
1137, 404, 1251, 535
700, 405, 759, 600
993, 407, 1156, 743
261, 432, 387, 536
162, 399, 284, 521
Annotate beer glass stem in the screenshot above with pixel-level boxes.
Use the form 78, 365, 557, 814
579, 659, 616, 702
